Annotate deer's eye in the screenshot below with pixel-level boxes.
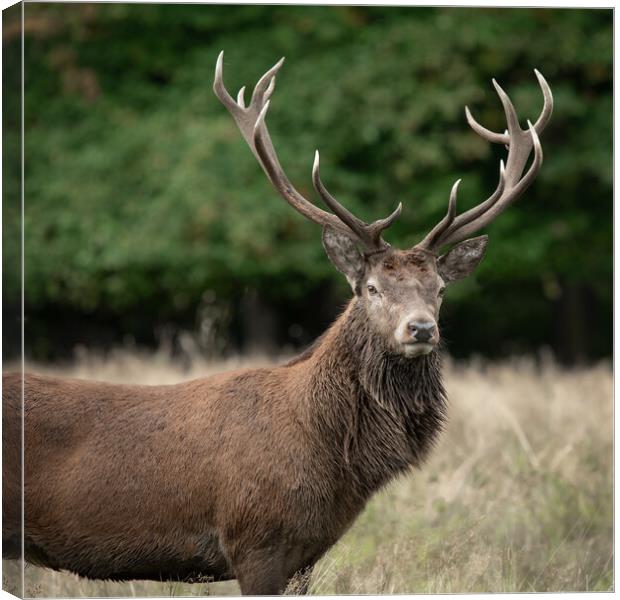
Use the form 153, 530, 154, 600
367, 284, 379, 296
438, 286, 446, 297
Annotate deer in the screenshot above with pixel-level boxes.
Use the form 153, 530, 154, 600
2, 53, 552, 595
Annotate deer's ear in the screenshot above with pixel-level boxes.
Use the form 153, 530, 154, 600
437, 235, 488, 283
322, 227, 366, 292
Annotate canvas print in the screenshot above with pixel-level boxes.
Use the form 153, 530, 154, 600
2, 3, 612, 597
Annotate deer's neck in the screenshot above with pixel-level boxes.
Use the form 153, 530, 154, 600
303, 298, 447, 496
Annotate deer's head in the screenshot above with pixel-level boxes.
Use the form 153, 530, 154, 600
214, 53, 552, 357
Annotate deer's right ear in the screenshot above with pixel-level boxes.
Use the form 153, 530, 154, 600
322, 227, 366, 293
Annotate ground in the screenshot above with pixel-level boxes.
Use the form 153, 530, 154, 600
2, 349, 613, 596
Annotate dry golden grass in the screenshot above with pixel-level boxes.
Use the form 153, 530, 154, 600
3, 350, 613, 596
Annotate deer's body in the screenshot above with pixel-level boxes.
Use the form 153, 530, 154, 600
4, 300, 445, 591
3, 54, 552, 594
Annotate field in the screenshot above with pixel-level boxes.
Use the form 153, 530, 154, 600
3, 350, 613, 596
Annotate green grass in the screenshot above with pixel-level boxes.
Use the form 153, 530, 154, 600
4, 352, 612, 596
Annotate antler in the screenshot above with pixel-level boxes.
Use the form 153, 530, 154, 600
418, 70, 553, 251
214, 52, 401, 252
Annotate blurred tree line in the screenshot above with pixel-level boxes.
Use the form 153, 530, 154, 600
3, 5, 612, 363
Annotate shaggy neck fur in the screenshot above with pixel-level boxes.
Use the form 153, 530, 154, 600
298, 298, 447, 500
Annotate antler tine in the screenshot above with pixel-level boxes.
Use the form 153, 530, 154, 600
312, 151, 369, 240
213, 51, 240, 114
533, 69, 553, 134
368, 202, 403, 245
421, 70, 552, 250
312, 151, 399, 250
463, 77, 522, 146
465, 106, 508, 145
435, 160, 506, 245
214, 52, 401, 251
237, 86, 246, 108
251, 57, 284, 105
418, 180, 459, 249
492, 78, 521, 135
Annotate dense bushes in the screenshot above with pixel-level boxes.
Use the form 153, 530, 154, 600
3, 5, 612, 361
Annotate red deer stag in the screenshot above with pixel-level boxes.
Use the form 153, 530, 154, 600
3, 53, 552, 595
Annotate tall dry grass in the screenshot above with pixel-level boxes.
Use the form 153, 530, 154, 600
3, 350, 612, 596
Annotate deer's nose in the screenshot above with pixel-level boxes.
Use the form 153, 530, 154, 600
407, 321, 436, 343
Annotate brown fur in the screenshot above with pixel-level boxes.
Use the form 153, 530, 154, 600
3, 289, 447, 594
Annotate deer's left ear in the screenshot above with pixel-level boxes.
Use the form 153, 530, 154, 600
437, 235, 488, 283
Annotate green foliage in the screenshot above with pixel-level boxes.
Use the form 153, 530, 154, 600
4, 5, 612, 358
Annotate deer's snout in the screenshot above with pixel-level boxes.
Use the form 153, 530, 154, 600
395, 312, 439, 355
407, 321, 436, 343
